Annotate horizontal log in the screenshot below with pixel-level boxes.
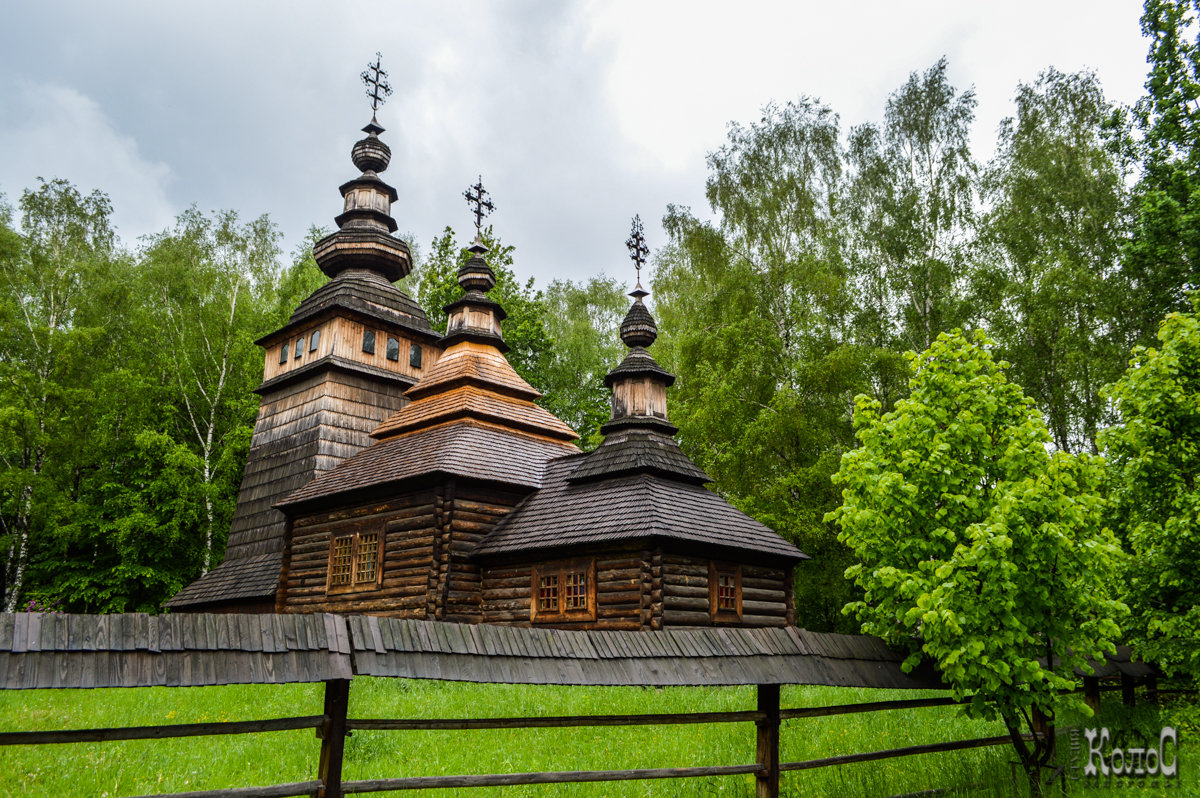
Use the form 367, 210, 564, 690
348, 709, 762, 731
597, 568, 640, 583
740, 615, 787, 627
663, 584, 707, 600
661, 610, 709, 625
126, 780, 324, 798
597, 606, 639, 619
741, 600, 786, 616
0, 716, 324, 746
662, 596, 708, 613
742, 577, 784, 592
597, 590, 640, 605
482, 577, 531, 591
742, 587, 786, 603
481, 611, 529, 623
780, 735, 1019, 772
340, 764, 764, 791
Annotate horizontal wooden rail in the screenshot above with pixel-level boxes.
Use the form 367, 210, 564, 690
780, 734, 1016, 772
0, 715, 325, 746
780, 695, 967, 719
341, 764, 766, 792
127, 780, 323, 798
347, 709, 764, 732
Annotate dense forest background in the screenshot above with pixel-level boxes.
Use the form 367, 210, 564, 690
2, 1, 1198, 634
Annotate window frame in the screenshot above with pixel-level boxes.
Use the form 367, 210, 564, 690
531, 559, 596, 623
709, 561, 743, 623
325, 530, 385, 594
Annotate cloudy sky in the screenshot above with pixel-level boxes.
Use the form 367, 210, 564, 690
0, 1, 1149, 287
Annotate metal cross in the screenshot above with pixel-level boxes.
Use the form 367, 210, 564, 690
361, 52, 392, 113
626, 214, 649, 281
464, 176, 495, 232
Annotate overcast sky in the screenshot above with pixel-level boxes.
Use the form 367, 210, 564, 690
0, 1, 1149, 288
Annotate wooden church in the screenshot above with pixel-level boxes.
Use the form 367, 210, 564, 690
166, 72, 807, 630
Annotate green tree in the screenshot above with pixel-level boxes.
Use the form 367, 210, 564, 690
975, 68, 1131, 453
138, 207, 280, 575
1127, 0, 1200, 340
1101, 296, 1200, 678
540, 275, 628, 449
846, 58, 977, 354
828, 329, 1126, 792
0, 179, 118, 610
655, 98, 865, 631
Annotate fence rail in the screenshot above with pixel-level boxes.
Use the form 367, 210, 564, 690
1, 680, 1046, 798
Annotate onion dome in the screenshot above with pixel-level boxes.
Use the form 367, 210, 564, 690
620, 286, 657, 348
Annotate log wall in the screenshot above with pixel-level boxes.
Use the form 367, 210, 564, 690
481, 546, 648, 630
279, 489, 439, 616
659, 552, 792, 629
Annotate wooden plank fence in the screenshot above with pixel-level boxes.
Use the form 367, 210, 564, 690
0, 613, 1156, 798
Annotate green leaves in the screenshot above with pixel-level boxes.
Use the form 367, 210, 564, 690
829, 329, 1126, 757
1102, 295, 1200, 677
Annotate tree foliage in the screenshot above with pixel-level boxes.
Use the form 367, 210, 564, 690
829, 329, 1126, 790
975, 69, 1131, 453
1102, 295, 1200, 678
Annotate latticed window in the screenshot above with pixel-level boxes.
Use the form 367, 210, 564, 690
717, 574, 737, 611
532, 560, 594, 622
709, 562, 742, 622
329, 536, 353, 587
538, 574, 559, 612
327, 531, 382, 593
355, 533, 379, 583
564, 571, 587, 610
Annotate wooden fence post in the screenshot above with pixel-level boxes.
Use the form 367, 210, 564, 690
755, 683, 780, 798
1121, 674, 1136, 707
1083, 676, 1101, 717
318, 678, 350, 798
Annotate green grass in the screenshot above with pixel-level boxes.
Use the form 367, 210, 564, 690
0, 680, 1193, 797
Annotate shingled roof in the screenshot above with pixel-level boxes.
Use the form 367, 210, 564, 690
474, 455, 807, 562
277, 420, 577, 509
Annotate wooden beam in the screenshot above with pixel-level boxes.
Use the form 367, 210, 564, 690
317, 679, 350, 798
125, 781, 323, 798
347, 709, 764, 731
780, 734, 1018, 772
0, 716, 325, 746
755, 684, 780, 798
338, 764, 765, 791
779, 696, 964, 720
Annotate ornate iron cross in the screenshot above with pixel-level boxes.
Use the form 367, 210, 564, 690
626, 215, 649, 281
464, 176, 495, 232
361, 52, 392, 113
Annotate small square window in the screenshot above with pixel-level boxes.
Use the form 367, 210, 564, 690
294, 338, 304, 359
310, 329, 321, 352
327, 531, 382, 594
386, 337, 400, 361
532, 560, 595, 622
362, 329, 376, 355
410, 343, 423, 369
279, 344, 288, 364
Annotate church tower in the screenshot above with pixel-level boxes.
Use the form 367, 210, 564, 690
166, 57, 442, 612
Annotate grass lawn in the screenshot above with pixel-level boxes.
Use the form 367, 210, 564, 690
0, 679, 1192, 797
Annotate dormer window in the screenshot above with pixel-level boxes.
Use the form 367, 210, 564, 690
386, 337, 400, 361
410, 344, 423, 369
309, 329, 321, 352
362, 329, 376, 355
294, 338, 304, 359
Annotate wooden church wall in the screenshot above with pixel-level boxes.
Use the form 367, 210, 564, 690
480, 545, 661, 631
659, 553, 793, 629
435, 485, 528, 624
277, 488, 439, 616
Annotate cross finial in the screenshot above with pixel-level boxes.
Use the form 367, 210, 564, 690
626, 214, 649, 287
361, 52, 392, 115
464, 176, 495, 234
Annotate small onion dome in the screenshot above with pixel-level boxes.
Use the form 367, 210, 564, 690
620, 287, 657, 348
458, 239, 497, 293
352, 121, 391, 174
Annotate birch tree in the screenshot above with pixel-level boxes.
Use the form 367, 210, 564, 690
138, 208, 279, 574
0, 180, 115, 610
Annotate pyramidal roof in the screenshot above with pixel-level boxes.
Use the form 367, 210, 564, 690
277, 239, 579, 511
474, 249, 807, 565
